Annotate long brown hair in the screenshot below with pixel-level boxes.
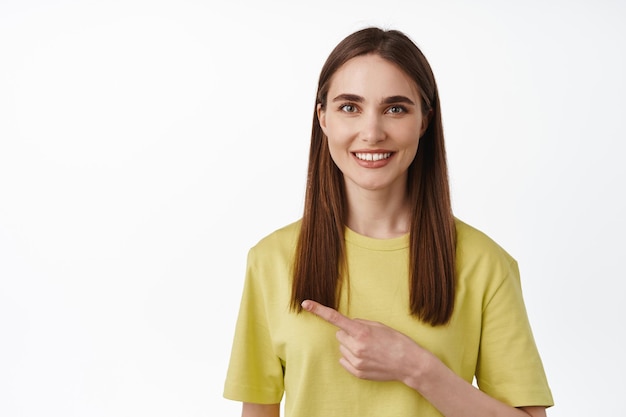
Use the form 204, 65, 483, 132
291, 27, 456, 326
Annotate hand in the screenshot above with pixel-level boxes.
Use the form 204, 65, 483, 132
301, 301, 545, 417
301, 299, 430, 383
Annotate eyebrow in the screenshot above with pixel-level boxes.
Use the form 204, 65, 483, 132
332, 93, 415, 106
382, 95, 416, 106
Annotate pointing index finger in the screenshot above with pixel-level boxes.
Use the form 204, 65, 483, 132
301, 300, 359, 334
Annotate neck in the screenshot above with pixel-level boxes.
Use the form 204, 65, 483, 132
344, 181, 411, 239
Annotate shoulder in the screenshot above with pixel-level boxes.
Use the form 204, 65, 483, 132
455, 217, 515, 264
248, 219, 302, 262
454, 218, 519, 290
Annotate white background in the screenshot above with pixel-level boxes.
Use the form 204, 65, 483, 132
1, 0, 625, 416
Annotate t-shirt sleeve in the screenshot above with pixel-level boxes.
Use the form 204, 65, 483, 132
223, 247, 285, 404
475, 259, 554, 408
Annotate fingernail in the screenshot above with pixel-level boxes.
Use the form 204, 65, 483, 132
301, 300, 310, 310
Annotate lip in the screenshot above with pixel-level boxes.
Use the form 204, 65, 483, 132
351, 150, 395, 168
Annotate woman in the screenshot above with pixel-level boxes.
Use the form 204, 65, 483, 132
224, 27, 553, 417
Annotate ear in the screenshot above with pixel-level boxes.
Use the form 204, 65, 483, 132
317, 103, 327, 133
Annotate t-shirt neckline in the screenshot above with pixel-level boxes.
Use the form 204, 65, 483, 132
344, 227, 409, 251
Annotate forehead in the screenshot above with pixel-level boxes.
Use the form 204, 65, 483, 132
328, 54, 420, 99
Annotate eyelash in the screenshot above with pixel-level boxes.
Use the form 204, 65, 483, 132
339, 103, 358, 113
387, 105, 407, 114
338, 103, 408, 114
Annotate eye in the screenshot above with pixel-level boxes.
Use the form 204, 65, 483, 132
387, 105, 407, 114
339, 104, 358, 113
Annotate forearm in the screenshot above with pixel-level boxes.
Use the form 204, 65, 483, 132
404, 351, 544, 417
242, 403, 280, 417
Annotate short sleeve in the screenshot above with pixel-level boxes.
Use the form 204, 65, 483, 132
223, 247, 285, 404
475, 259, 554, 407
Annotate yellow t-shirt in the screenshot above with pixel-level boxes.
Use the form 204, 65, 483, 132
223, 218, 554, 416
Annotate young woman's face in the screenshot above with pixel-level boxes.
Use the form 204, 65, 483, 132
317, 54, 428, 195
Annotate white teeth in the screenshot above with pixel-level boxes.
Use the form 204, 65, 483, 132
354, 152, 392, 161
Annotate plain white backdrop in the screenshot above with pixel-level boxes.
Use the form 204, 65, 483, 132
1, 0, 625, 416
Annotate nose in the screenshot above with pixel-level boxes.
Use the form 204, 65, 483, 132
359, 112, 386, 144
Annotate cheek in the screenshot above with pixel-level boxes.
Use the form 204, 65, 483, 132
411, 138, 421, 158
326, 140, 347, 165
325, 110, 360, 137
325, 136, 354, 171
324, 117, 349, 140
325, 121, 353, 151
398, 123, 421, 144
399, 131, 420, 162
410, 140, 420, 160
398, 124, 422, 148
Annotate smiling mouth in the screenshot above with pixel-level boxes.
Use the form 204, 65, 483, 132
353, 152, 393, 162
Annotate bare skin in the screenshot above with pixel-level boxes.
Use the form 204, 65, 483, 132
241, 302, 548, 417
240, 55, 549, 417
242, 403, 279, 417
294, 300, 547, 417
